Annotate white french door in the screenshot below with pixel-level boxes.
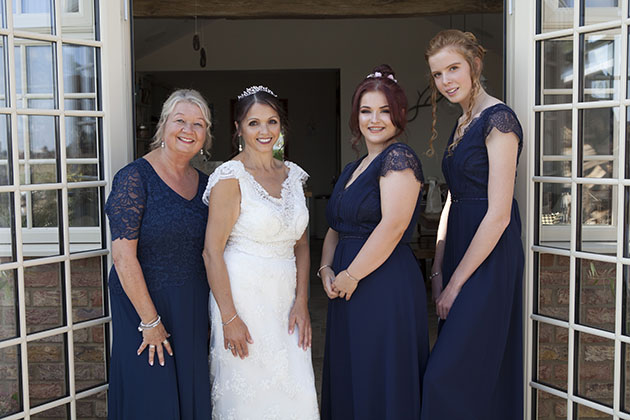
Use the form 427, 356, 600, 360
510, 0, 630, 418
0, 0, 132, 419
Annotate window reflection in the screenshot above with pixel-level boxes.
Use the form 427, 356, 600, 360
583, 31, 620, 102
541, 38, 573, 104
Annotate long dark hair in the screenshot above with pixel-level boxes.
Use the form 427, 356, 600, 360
232, 88, 288, 151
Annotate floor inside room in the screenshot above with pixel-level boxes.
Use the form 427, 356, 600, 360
308, 239, 439, 402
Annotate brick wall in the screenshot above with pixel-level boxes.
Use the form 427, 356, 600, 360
537, 254, 619, 419
0, 257, 107, 418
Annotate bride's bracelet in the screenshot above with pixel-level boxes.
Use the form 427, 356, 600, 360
222, 312, 238, 327
316, 264, 331, 278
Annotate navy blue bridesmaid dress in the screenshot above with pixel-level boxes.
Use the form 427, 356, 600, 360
321, 142, 429, 420
421, 104, 524, 420
105, 158, 211, 419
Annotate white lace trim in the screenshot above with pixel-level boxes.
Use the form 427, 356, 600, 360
202, 160, 308, 206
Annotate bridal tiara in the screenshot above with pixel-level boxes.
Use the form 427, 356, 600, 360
237, 85, 278, 100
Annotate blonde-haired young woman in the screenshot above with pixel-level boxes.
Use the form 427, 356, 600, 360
422, 30, 524, 419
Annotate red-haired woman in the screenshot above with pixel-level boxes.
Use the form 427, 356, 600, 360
422, 29, 524, 419
319, 65, 429, 420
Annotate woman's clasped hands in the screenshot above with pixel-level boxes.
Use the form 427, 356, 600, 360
321, 267, 359, 301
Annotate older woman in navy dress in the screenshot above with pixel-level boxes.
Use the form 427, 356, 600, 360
105, 89, 212, 419
421, 30, 524, 420
319, 65, 429, 420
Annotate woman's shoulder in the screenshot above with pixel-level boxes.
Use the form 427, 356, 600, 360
379, 142, 424, 182
210, 160, 246, 179
284, 160, 309, 182
382, 141, 419, 158
112, 158, 150, 185
481, 102, 523, 141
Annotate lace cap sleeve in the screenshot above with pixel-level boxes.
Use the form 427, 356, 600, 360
484, 106, 523, 147
202, 160, 244, 205
105, 163, 146, 241
379, 143, 424, 184
286, 161, 309, 186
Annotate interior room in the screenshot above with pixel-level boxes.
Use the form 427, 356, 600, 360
133, 11, 504, 395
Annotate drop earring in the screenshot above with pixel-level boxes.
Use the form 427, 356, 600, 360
160, 141, 165, 149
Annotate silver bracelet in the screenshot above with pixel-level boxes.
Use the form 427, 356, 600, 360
429, 272, 441, 280
138, 314, 161, 332
316, 264, 331, 278
222, 313, 238, 326
344, 270, 360, 282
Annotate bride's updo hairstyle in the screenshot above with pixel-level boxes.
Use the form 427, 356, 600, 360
425, 29, 487, 156
232, 86, 288, 150
349, 64, 408, 152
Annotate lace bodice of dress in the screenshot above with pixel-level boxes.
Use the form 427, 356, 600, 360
203, 160, 309, 260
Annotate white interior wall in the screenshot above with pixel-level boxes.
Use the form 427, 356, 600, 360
135, 14, 504, 181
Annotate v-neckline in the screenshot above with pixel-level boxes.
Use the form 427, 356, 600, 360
234, 160, 290, 201
141, 158, 201, 202
343, 142, 397, 191
452, 103, 504, 143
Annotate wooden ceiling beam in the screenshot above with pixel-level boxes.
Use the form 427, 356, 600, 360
133, 0, 502, 19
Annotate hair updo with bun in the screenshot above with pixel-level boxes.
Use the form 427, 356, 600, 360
349, 64, 408, 152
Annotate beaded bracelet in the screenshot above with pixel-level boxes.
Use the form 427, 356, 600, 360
137, 314, 161, 332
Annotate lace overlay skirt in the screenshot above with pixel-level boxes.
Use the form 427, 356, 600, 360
209, 249, 320, 420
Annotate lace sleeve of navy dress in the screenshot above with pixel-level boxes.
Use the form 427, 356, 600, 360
379, 143, 424, 184
484, 106, 524, 152
202, 160, 244, 206
105, 163, 146, 241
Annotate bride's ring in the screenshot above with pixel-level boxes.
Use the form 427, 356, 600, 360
227, 343, 233, 350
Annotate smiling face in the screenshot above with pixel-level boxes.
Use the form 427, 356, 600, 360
428, 48, 475, 110
237, 102, 281, 154
358, 90, 397, 147
162, 101, 207, 155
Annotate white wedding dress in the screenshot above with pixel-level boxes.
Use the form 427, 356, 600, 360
203, 160, 320, 420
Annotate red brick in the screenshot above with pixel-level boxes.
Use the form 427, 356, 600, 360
25, 307, 61, 329
585, 307, 615, 328
584, 345, 614, 362
71, 289, 89, 306
27, 343, 63, 363
578, 361, 613, 380
92, 326, 104, 343
74, 345, 105, 363
90, 290, 103, 307
556, 288, 570, 305
30, 290, 61, 307
28, 382, 64, 400
540, 344, 568, 361
29, 363, 65, 381
24, 270, 59, 288
582, 288, 615, 305
540, 271, 569, 286
70, 272, 101, 287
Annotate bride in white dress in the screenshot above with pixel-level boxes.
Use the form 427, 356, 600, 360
202, 86, 319, 420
